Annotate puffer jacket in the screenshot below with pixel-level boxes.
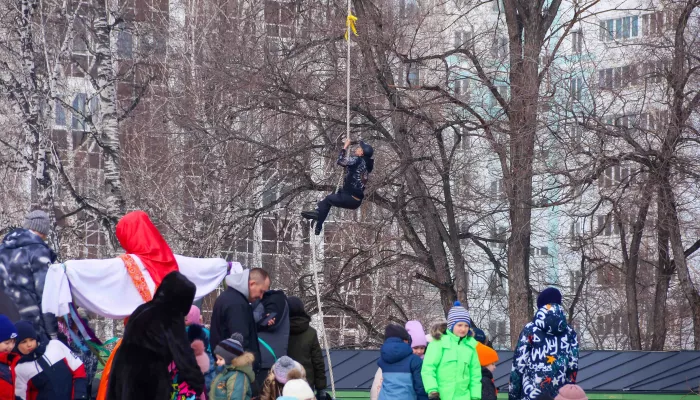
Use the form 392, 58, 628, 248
509, 304, 579, 400
0, 229, 57, 340
209, 353, 255, 400
377, 337, 427, 400
421, 330, 481, 400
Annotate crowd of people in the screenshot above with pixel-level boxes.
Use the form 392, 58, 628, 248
0, 207, 586, 400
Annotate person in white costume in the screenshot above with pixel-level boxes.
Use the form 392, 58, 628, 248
41, 211, 236, 320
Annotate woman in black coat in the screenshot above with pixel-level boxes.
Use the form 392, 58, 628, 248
107, 271, 204, 400
286, 296, 327, 397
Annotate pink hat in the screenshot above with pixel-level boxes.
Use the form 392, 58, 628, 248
405, 320, 427, 348
186, 305, 202, 325
555, 384, 588, 400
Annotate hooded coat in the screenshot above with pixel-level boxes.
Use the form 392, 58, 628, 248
509, 304, 579, 400
286, 298, 326, 392
376, 337, 427, 400
421, 330, 481, 400
209, 352, 255, 400
337, 149, 374, 200
0, 229, 57, 340
106, 271, 204, 400
210, 270, 261, 372
253, 290, 290, 370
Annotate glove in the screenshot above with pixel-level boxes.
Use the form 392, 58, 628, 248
428, 392, 440, 400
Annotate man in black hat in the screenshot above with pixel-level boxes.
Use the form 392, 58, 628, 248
302, 138, 374, 235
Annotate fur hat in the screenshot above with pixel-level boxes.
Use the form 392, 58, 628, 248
282, 379, 315, 399
447, 301, 471, 331
555, 384, 588, 400
537, 287, 563, 309
475, 342, 499, 367
273, 356, 304, 384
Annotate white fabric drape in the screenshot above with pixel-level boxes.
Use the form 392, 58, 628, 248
42, 255, 237, 319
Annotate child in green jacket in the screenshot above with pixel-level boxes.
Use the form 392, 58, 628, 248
210, 333, 255, 400
421, 302, 481, 400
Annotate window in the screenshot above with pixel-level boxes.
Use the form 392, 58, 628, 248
399, 0, 419, 18
488, 320, 507, 348
454, 78, 469, 98
570, 77, 583, 100
598, 65, 639, 90
642, 12, 666, 36
454, 30, 475, 52
265, 0, 295, 38
453, 126, 469, 150
531, 246, 549, 256
72, 93, 87, 131
406, 63, 420, 87
600, 16, 638, 41
569, 270, 582, 293
116, 26, 133, 59
490, 179, 504, 199
491, 36, 508, 59
597, 313, 627, 336
572, 30, 584, 54
489, 226, 507, 250
597, 263, 623, 287
55, 100, 66, 126
643, 60, 669, 84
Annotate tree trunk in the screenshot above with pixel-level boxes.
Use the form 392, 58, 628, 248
93, 0, 125, 243
650, 196, 672, 350
620, 181, 652, 350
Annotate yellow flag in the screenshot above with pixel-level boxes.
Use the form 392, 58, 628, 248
345, 13, 358, 41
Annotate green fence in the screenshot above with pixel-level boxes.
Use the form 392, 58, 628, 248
331, 391, 698, 399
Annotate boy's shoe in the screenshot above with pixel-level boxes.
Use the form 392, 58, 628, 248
301, 210, 319, 220
314, 223, 323, 236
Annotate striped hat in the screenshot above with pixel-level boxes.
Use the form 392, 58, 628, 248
214, 333, 245, 365
447, 301, 471, 331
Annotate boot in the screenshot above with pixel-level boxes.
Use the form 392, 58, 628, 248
301, 210, 319, 220
314, 223, 323, 236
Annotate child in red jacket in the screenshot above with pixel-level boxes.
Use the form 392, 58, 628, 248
0, 315, 20, 400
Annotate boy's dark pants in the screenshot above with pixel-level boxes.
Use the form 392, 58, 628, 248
316, 191, 362, 227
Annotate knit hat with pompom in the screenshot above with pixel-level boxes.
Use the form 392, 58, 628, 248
447, 301, 471, 331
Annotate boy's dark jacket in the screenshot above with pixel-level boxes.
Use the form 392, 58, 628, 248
107, 271, 204, 400
376, 337, 428, 400
337, 150, 374, 199
481, 367, 498, 400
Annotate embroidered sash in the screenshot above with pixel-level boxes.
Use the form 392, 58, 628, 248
119, 254, 153, 303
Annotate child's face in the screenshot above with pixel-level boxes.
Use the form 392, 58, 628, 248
412, 346, 426, 357
17, 338, 37, 355
453, 322, 469, 338
0, 339, 15, 353
487, 363, 497, 373
354, 147, 364, 157
215, 355, 226, 367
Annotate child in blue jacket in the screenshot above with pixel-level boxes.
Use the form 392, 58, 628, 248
377, 324, 428, 400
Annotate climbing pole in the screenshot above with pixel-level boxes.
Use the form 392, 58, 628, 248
310, 221, 336, 398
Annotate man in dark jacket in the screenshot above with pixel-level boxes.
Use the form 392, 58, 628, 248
210, 267, 270, 395
253, 289, 290, 385
0, 210, 58, 341
302, 139, 374, 235
286, 296, 327, 398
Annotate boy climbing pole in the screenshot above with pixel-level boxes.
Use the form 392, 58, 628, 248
302, 138, 374, 235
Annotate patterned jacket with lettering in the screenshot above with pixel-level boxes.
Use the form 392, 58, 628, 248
509, 304, 579, 400
0, 229, 58, 340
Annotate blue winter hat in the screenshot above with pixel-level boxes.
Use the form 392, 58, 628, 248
537, 287, 563, 309
14, 321, 37, 344
0, 316, 17, 342
447, 301, 471, 331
